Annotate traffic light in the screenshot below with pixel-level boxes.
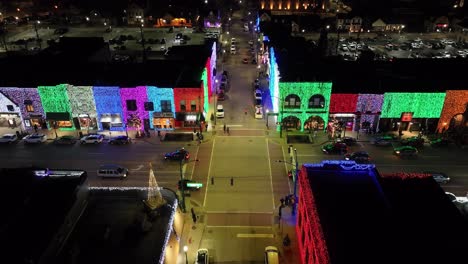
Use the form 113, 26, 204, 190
187, 182, 203, 188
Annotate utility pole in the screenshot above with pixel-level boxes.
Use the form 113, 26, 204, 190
292, 148, 299, 215
179, 157, 186, 213
139, 20, 147, 62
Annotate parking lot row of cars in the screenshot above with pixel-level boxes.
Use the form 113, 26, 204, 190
0, 133, 132, 145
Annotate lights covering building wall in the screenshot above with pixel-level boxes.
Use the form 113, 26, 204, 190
0, 90, 23, 130
269, 47, 280, 113
173, 87, 203, 128
38, 84, 74, 130
92, 86, 125, 131
356, 94, 384, 127
437, 90, 468, 132
120, 86, 149, 130
146, 86, 175, 129
66, 85, 97, 119
201, 67, 209, 114
380, 92, 446, 118
0, 87, 45, 129
329, 94, 358, 113
279, 82, 332, 131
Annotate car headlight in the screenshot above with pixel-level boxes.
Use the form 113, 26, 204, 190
345, 157, 350, 160
395, 151, 400, 154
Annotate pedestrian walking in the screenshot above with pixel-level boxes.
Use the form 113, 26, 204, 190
33, 124, 38, 133
226, 127, 230, 135
205, 123, 209, 132
223, 123, 226, 134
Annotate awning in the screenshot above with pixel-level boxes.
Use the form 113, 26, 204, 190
111, 114, 122, 123
46, 112, 70, 121
100, 114, 111, 122
153, 112, 175, 118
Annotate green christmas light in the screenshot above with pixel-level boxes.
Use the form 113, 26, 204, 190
201, 68, 209, 113
380, 93, 446, 118
38, 84, 75, 130
278, 82, 333, 131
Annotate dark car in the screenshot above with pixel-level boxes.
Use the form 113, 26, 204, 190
430, 138, 450, 147
374, 136, 394, 146
164, 149, 190, 161
54, 135, 77, 145
336, 136, 357, 146
217, 91, 225, 101
109, 136, 131, 145
393, 146, 418, 157
344, 151, 371, 163
401, 136, 425, 148
178, 179, 202, 191
322, 142, 348, 154
54, 28, 68, 35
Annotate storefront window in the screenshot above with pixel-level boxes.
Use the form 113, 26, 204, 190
56, 120, 73, 128
26, 104, 34, 112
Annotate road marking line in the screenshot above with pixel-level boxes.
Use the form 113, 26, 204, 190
207, 226, 272, 229
189, 144, 200, 180
224, 124, 244, 127
281, 145, 293, 194
206, 211, 273, 214
236, 233, 274, 238
203, 139, 215, 207
266, 139, 275, 211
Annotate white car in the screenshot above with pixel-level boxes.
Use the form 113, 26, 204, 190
23, 134, 47, 144
248, 40, 254, 45
230, 46, 236, 54
231, 37, 236, 44
0, 134, 18, 144
254, 89, 262, 100
255, 105, 263, 119
216, 104, 224, 118
80, 134, 104, 144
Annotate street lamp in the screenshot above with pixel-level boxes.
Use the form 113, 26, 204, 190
179, 157, 199, 213
183, 245, 188, 264
33, 20, 41, 49
139, 20, 147, 62
276, 148, 299, 215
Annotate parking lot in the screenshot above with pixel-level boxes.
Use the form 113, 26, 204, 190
337, 33, 468, 61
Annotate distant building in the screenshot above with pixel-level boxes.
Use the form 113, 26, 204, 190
371, 18, 405, 32
296, 160, 468, 264
259, 0, 330, 13
336, 14, 362, 32
127, 3, 145, 25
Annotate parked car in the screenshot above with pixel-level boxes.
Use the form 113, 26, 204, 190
374, 136, 394, 146
196, 248, 209, 264
164, 148, 190, 161
423, 171, 450, 184
178, 179, 202, 191
254, 89, 262, 100
322, 142, 348, 154
54, 135, 77, 145
401, 136, 425, 148
0, 134, 18, 144
242, 58, 249, 64
80, 134, 104, 144
23, 134, 47, 144
393, 146, 418, 157
109, 135, 131, 145
336, 136, 357, 146
430, 138, 450, 147
216, 104, 224, 118
344, 151, 371, 163
217, 90, 225, 101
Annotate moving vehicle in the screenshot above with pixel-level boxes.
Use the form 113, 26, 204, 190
23, 134, 47, 144
322, 142, 348, 154
230, 46, 236, 54
242, 58, 249, 64
0, 134, 18, 144
109, 135, 131, 145
164, 148, 190, 161
196, 248, 209, 264
97, 164, 128, 179
393, 146, 418, 157
344, 151, 371, 163
80, 134, 104, 144
424, 171, 450, 184
216, 104, 224, 118
54, 135, 77, 145
264, 246, 279, 264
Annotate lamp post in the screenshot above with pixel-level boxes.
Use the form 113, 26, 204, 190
276, 148, 299, 216
33, 20, 41, 49
183, 245, 188, 264
213, 79, 218, 125
139, 19, 147, 62
179, 156, 199, 213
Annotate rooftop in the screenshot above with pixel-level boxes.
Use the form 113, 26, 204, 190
302, 161, 468, 264
0, 167, 88, 264
54, 188, 177, 264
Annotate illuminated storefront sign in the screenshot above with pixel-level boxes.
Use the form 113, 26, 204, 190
401, 112, 413, 122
